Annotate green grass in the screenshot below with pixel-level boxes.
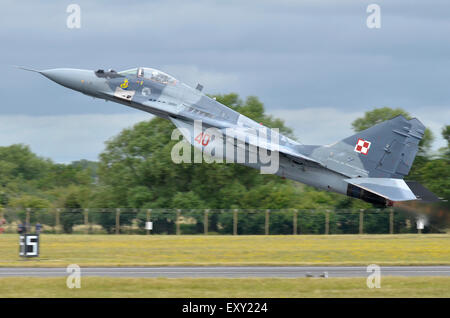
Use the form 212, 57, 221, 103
0, 234, 449, 267
0, 277, 449, 298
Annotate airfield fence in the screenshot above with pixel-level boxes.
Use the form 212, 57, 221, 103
0, 208, 430, 235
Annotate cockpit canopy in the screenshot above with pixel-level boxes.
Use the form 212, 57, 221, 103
118, 67, 177, 85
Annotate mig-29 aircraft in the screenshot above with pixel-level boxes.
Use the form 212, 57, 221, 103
21, 66, 438, 207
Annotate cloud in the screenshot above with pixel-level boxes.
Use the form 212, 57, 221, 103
0, 113, 151, 163
270, 107, 364, 145
0, 0, 448, 162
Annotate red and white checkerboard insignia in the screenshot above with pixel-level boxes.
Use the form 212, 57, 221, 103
354, 138, 371, 155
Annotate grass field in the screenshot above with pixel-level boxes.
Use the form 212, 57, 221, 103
1, 234, 449, 267
0, 277, 449, 297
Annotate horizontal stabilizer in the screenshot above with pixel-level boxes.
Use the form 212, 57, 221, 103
344, 178, 417, 202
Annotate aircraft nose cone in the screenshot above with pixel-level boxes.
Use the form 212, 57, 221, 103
41, 69, 71, 82
40, 68, 93, 91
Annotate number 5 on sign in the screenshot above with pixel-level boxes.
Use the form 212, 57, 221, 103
195, 132, 210, 146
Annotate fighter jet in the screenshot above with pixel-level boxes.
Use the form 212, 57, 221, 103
21, 66, 438, 206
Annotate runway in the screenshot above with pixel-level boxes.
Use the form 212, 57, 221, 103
1, 266, 449, 278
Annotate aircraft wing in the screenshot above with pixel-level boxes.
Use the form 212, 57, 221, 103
344, 178, 417, 201
223, 126, 322, 165
169, 117, 322, 166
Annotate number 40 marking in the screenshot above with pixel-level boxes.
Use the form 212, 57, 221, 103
195, 132, 210, 146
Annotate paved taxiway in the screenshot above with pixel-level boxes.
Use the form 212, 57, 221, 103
0, 266, 449, 278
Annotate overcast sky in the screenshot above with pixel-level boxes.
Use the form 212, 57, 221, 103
0, 0, 449, 162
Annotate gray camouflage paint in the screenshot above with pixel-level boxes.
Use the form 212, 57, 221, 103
23, 67, 427, 206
